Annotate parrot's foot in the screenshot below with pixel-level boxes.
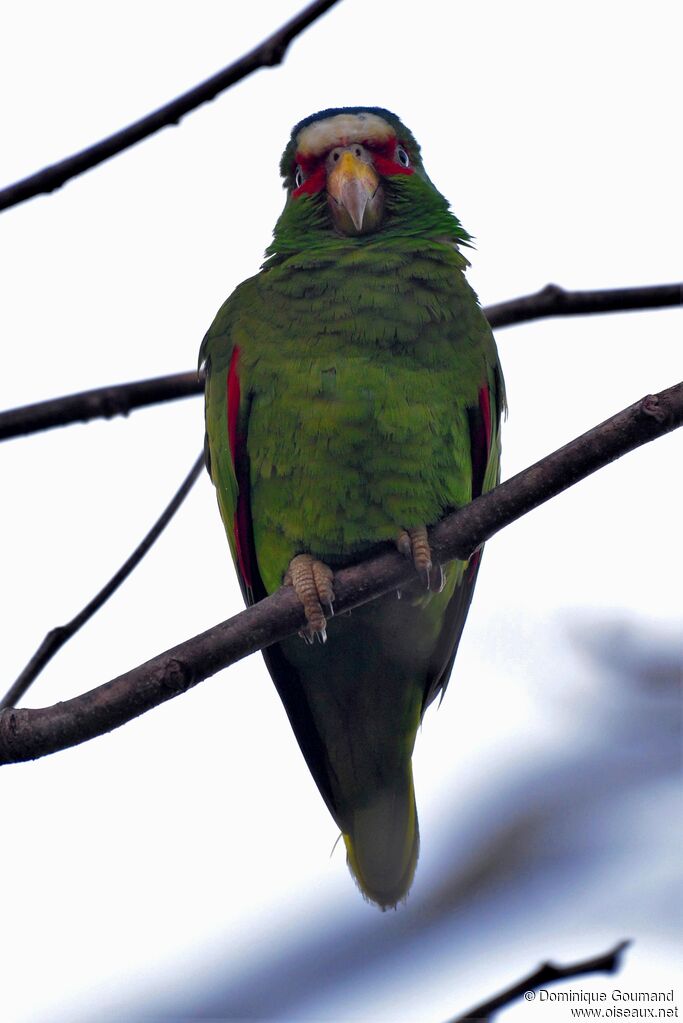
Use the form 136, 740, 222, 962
284, 554, 335, 643
396, 526, 444, 592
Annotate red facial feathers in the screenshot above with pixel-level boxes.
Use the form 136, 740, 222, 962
293, 164, 326, 197
369, 138, 415, 178
292, 138, 413, 198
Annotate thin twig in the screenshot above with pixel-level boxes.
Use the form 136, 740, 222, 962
0, 453, 204, 711
0, 283, 679, 443
450, 940, 631, 1022
0, 0, 341, 213
0, 381, 680, 765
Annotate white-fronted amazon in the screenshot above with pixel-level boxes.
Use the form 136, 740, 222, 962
200, 107, 504, 908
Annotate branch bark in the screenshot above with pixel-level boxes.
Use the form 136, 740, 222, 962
449, 940, 630, 1022
1, 382, 680, 765
0, 282, 679, 443
0, 0, 341, 213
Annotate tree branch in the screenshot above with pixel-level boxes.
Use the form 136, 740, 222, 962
449, 940, 631, 1022
0, 371, 201, 442
0, 283, 679, 443
0, 0, 341, 214
485, 281, 681, 328
1, 382, 680, 765
0, 453, 204, 711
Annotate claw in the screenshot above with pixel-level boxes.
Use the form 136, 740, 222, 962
429, 563, 446, 593
407, 526, 432, 574
396, 529, 412, 558
286, 553, 335, 640
312, 559, 335, 607
396, 525, 439, 590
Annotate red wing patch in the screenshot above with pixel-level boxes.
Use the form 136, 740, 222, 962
469, 384, 493, 500
479, 384, 492, 455
227, 346, 254, 592
227, 346, 241, 461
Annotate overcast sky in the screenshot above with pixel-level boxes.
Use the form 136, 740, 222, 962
0, 2, 680, 1021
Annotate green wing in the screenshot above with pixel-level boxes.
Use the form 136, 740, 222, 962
421, 358, 505, 712
200, 293, 263, 605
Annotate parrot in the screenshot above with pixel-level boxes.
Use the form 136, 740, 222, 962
200, 107, 504, 908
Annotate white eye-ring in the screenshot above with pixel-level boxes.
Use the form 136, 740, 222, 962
396, 146, 410, 167
294, 165, 305, 188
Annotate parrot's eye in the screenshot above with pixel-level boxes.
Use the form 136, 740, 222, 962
396, 146, 410, 167
294, 166, 305, 188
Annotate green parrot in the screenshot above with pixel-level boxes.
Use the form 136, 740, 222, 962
200, 107, 504, 908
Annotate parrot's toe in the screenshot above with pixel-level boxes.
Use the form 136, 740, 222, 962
396, 526, 441, 589
285, 553, 335, 641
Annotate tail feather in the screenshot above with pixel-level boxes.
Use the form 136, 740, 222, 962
343, 765, 419, 909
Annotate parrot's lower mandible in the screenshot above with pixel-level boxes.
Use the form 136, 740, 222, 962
200, 107, 505, 908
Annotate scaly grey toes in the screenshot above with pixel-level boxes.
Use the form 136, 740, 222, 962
285, 553, 336, 642
396, 525, 439, 590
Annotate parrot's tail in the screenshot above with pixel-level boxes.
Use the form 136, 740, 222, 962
342, 765, 419, 909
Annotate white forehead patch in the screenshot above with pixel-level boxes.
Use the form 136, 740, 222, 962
296, 112, 395, 158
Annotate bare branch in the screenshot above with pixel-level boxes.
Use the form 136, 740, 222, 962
0, 454, 204, 711
0, 0, 342, 214
450, 940, 631, 1022
485, 281, 681, 329
0, 371, 201, 442
0, 283, 679, 443
1, 382, 680, 766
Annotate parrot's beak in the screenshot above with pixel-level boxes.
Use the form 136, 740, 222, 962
327, 151, 383, 235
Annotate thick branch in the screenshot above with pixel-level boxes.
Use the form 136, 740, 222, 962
0, 382, 680, 765
450, 941, 630, 1022
0, 453, 204, 711
0, 283, 679, 442
0, 0, 341, 213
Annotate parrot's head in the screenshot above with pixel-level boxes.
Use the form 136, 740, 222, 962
265, 107, 470, 261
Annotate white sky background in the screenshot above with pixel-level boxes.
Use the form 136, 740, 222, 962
0, 2, 681, 1021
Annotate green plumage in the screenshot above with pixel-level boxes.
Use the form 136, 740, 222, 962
201, 107, 504, 907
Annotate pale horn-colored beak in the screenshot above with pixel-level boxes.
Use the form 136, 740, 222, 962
327, 149, 383, 235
